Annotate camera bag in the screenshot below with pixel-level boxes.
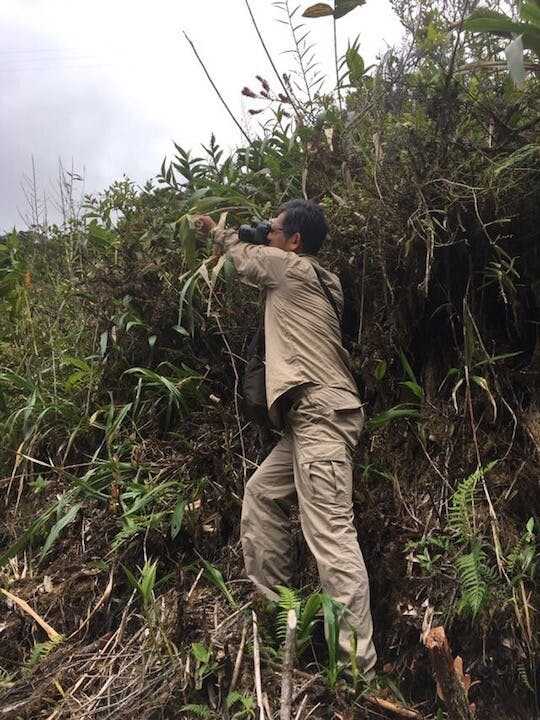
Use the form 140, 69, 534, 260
242, 325, 269, 427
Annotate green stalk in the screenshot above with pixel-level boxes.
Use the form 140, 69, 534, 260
333, 15, 343, 112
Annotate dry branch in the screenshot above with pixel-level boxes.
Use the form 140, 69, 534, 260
230, 622, 248, 693
1, 588, 61, 641
423, 626, 476, 720
252, 611, 265, 720
363, 695, 422, 719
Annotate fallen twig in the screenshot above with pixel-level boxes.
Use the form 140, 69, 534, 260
1, 588, 61, 640
291, 672, 322, 703
293, 694, 309, 720
214, 600, 252, 633
230, 622, 248, 694
68, 566, 114, 639
252, 611, 265, 720
363, 695, 422, 719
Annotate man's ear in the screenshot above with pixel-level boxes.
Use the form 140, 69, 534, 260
288, 232, 302, 252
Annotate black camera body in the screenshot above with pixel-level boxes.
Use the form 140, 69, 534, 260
238, 220, 271, 245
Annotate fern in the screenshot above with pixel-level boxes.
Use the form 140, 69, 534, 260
507, 534, 527, 575
275, 586, 325, 657
506, 517, 536, 577
456, 539, 492, 617
449, 472, 479, 540
180, 704, 215, 719
517, 662, 536, 694
449, 462, 497, 541
226, 690, 255, 719
275, 585, 301, 641
28, 634, 65, 665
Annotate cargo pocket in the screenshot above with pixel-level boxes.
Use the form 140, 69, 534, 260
297, 442, 350, 506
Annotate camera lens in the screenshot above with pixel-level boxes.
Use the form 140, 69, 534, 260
238, 221, 270, 245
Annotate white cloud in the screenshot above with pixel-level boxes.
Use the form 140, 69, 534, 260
0, 0, 403, 230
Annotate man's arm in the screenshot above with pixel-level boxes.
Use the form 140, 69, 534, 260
193, 215, 287, 288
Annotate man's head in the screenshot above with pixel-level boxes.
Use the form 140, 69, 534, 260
267, 199, 327, 255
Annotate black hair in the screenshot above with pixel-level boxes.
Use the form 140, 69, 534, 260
277, 199, 327, 255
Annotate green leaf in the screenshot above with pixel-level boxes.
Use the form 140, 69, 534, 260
521, 1, 540, 28
125, 319, 146, 332
334, 0, 366, 20
345, 45, 365, 85
400, 352, 417, 383
401, 381, 424, 400
0, 500, 60, 568
170, 499, 186, 539
463, 12, 540, 52
40, 502, 83, 562
366, 404, 421, 432
302, 3, 334, 18
172, 324, 190, 337
192, 642, 211, 663
179, 219, 198, 270
374, 360, 387, 381
122, 564, 142, 593
197, 553, 237, 607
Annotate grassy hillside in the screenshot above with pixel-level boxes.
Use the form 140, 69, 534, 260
1, 2, 538, 718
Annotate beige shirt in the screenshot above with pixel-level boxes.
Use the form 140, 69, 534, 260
216, 229, 361, 426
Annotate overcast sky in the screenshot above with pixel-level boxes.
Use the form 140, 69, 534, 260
0, 1, 403, 231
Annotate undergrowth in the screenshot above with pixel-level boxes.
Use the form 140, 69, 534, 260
0, 1, 538, 718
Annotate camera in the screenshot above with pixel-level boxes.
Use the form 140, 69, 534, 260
238, 220, 271, 245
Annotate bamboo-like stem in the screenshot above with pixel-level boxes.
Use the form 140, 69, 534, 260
333, 16, 342, 113
183, 32, 252, 146
283, 0, 313, 104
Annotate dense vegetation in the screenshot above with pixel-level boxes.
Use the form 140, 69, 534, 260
1, 1, 538, 718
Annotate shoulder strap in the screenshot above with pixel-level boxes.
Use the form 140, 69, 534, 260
312, 264, 341, 325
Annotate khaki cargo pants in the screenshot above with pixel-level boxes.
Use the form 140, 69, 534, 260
241, 385, 377, 675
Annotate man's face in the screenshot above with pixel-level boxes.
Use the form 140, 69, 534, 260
267, 212, 301, 252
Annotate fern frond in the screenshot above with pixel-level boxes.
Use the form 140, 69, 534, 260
29, 634, 65, 665
275, 585, 301, 640
507, 517, 537, 576
449, 462, 497, 541
456, 540, 491, 617
449, 472, 479, 540
180, 704, 214, 719
517, 662, 535, 693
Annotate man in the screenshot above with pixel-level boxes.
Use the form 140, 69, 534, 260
195, 199, 376, 680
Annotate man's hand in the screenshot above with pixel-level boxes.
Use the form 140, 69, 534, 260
191, 214, 217, 236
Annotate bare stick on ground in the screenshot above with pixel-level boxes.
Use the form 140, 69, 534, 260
280, 609, 297, 720
252, 611, 265, 720
424, 626, 476, 720
1, 588, 61, 641
363, 694, 422, 719
230, 622, 248, 694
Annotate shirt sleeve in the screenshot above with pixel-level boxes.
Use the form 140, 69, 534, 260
214, 228, 288, 288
